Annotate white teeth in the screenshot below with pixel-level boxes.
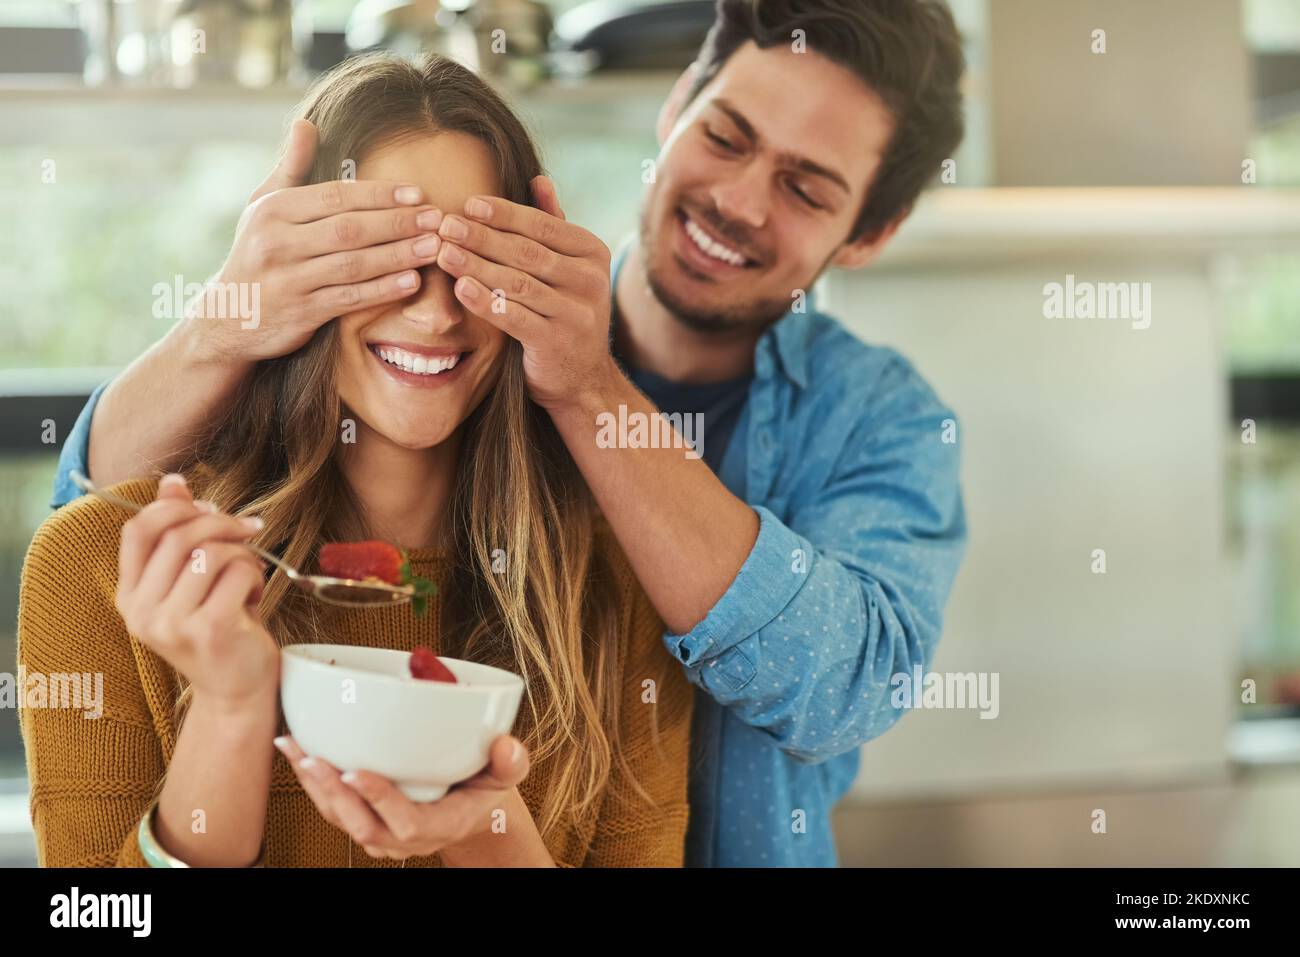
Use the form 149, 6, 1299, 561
375, 346, 460, 376
684, 216, 746, 267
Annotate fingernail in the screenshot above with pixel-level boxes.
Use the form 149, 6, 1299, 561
273, 736, 289, 752
397, 271, 419, 290
440, 243, 464, 266
439, 216, 468, 241
195, 500, 219, 514
416, 209, 442, 230
160, 473, 187, 489
413, 235, 440, 258
465, 197, 491, 220
395, 185, 422, 205
341, 771, 358, 785
456, 276, 478, 299
299, 756, 317, 770
510, 740, 523, 766
241, 516, 264, 531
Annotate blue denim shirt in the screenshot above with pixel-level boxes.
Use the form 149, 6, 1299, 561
51, 253, 966, 868
610, 248, 967, 867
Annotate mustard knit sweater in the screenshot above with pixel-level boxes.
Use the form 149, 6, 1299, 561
17, 478, 692, 867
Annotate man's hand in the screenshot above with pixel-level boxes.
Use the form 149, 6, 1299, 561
193, 118, 447, 363
433, 175, 618, 412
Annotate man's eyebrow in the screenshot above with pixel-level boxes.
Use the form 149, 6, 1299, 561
709, 98, 853, 196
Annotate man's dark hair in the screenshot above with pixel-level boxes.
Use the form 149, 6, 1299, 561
686, 0, 966, 242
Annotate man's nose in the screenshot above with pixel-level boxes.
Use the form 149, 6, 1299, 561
709, 161, 770, 231
399, 264, 464, 333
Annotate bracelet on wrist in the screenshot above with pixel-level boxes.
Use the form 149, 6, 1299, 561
137, 798, 266, 868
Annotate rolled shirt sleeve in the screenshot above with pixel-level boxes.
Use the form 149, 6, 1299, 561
663, 366, 967, 764
50, 379, 110, 509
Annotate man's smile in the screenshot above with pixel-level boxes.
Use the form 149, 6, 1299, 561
671, 207, 761, 281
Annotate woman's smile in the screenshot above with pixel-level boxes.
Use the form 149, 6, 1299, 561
366, 340, 474, 389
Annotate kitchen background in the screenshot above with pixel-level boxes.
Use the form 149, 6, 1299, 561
1, 0, 1298, 866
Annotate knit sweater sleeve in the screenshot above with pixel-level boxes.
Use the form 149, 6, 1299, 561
583, 576, 693, 868
17, 489, 167, 868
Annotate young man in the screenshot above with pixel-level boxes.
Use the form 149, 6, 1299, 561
53, 0, 968, 866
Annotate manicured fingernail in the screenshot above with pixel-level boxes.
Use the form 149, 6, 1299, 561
160, 473, 187, 489
439, 216, 468, 241
273, 736, 289, 752
456, 276, 478, 299
395, 185, 422, 205
510, 740, 523, 766
299, 756, 317, 770
416, 209, 442, 230
195, 500, 219, 514
464, 197, 491, 220
440, 243, 464, 266
397, 271, 419, 290
241, 516, 264, 531
341, 771, 358, 785
413, 235, 440, 258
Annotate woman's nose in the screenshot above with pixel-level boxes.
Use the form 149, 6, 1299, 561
399, 264, 464, 333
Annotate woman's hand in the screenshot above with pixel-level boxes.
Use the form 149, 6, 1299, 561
275, 734, 548, 864
433, 176, 619, 414
190, 118, 447, 364
114, 473, 279, 712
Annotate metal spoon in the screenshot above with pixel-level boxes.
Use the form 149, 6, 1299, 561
68, 471, 415, 608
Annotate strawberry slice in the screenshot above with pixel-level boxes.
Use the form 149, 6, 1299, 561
409, 647, 457, 683
319, 541, 403, 585
318, 540, 438, 617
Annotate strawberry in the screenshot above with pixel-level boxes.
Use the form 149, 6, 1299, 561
319, 541, 403, 585
319, 541, 438, 618
409, 646, 457, 683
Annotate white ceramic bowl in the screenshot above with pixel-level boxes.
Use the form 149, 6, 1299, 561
280, 643, 525, 802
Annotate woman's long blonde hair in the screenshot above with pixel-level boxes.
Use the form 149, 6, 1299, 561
176, 52, 652, 838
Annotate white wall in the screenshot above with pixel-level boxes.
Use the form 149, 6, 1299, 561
987, 0, 1251, 186
824, 234, 1236, 799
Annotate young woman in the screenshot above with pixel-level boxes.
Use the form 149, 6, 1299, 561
18, 53, 692, 867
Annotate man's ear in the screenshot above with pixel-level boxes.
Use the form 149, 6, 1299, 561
656, 62, 701, 146
830, 211, 907, 270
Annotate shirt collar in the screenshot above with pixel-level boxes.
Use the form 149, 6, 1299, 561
765, 299, 815, 390
610, 235, 817, 391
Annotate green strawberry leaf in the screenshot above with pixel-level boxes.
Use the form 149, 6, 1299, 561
400, 562, 437, 617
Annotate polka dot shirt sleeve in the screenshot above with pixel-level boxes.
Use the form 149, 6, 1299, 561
662, 372, 967, 764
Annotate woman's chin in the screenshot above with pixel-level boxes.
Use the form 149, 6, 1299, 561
390, 429, 455, 451
360, 420, 457, 452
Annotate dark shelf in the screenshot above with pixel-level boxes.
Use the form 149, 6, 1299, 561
1231, 374, 1300, 424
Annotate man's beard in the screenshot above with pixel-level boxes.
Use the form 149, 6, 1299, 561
638, 214, 792, 337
